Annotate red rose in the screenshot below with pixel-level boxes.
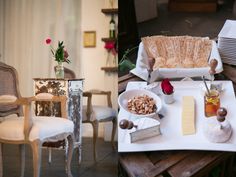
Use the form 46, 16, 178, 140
161, 78, 174, 95
104, 41, 115, 50
46, 38, 51, 44
104, 41, 117, 56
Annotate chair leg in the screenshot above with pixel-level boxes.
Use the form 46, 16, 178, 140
111, 117, 117, 150
91, 120, 98, 162
66, 134, 74, 177
74, 146, 80, 165
19, 144, 25, 177
30, 140, 42, 177
0, 143, 2, 177
48, 148, 52, 164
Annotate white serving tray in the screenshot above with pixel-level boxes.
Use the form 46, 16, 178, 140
118, 81, 236, 152
130, 41, 223, 82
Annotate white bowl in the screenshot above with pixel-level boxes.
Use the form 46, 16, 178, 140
118, 89, 162, 118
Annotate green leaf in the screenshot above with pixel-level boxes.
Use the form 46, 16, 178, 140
119, 59, 135, 72
58, 41, 63, 47
65, 59, 71, 64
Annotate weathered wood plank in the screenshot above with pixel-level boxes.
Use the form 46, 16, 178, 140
146, 151, 193, 177
167, 151, 233, 177
119, 153, 155, 177
119, 151, 234, 177
118, 73, 142, 94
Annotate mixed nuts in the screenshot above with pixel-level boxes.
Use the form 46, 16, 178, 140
127, 94, 157, 115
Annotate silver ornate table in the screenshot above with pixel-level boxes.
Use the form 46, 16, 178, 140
33, 78, 84, 162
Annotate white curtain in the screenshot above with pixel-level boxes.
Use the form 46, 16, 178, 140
0, 0, 81, 96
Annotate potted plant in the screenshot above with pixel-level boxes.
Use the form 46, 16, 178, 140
46, 38, 70, 78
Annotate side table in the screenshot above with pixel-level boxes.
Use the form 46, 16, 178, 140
33, 78, 84, 162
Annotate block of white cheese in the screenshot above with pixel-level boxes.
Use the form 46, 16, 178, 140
182, 96, 195, 135
130, 117, 161, 143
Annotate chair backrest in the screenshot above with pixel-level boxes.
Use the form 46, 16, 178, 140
0, 62, 23, 117
64, 67, 76, 79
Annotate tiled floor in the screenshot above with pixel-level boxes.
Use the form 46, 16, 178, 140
2, 137, 117, 177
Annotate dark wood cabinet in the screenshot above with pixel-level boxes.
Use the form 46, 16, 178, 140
118, 0, 140, 76
168, 0, 218, 12
118, 0, 139, 57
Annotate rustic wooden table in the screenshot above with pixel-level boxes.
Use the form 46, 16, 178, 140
118, 72, 235, 177
119, 151, 234, 177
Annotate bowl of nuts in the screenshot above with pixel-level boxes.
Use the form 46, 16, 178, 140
118, 89, 162, 117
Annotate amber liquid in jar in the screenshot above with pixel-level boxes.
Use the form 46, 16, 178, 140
204, 90, 220, 117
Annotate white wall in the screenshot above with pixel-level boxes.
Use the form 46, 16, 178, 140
0, 0, 81, 97
0, 0, 4, 60
79, 0, 118, 140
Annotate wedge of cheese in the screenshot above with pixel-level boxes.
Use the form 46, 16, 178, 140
182, 96, 195, 135
130, 118, 161, 143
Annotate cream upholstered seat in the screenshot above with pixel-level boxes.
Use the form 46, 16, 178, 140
0, 116, 73, 141
0, 62, 75, 177
82, 105, 117, 122
63, 67, 117, 161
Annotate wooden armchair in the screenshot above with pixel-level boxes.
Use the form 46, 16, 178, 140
63, 67, 117, 161
83, 89, 117, 161
0, 62, 75, 177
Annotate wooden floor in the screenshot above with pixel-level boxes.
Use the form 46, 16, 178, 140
2, 137, 118, 177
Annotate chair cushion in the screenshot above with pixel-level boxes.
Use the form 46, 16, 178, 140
82, 105, 117, 122
0, 116, 74, 141
0, 116, 24, 141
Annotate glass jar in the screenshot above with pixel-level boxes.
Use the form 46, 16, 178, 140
204, 89, 220, 117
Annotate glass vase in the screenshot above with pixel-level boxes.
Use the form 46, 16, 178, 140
55, 62, 64, 79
